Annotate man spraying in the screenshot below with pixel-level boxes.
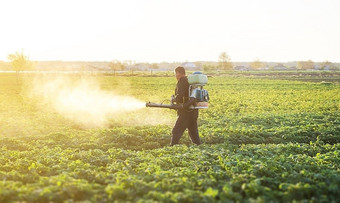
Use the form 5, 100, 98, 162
170, 66, 201, 146
146, 66, 209, 146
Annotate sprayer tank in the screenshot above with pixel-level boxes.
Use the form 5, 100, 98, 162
188, 72, 208, 85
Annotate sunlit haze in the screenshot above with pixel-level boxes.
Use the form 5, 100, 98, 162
1, 0, 339, 62
32, 76, 147, 127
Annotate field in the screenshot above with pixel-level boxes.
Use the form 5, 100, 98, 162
0, 72, 339, 202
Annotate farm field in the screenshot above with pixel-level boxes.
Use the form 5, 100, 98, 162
0, 73, 339, 202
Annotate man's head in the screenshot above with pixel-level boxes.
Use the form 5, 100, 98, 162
175, 66, 186, 81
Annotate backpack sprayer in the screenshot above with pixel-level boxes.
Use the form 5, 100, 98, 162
146, 72, 209, 110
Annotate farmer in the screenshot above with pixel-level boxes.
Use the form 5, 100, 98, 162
170, 66, 201, 146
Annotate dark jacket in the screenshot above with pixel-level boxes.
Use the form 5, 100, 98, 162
174, 76, 197, 114
174, 76, 189, 104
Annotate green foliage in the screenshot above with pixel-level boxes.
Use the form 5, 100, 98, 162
7, 51, 34, 72
0, 73, 339, 202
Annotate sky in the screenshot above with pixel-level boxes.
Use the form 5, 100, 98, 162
0, 0, 339, 63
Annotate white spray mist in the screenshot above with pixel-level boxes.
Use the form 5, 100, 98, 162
33, 76, 146, 127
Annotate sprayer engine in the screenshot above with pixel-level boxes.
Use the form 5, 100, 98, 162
146, 72, 209, 110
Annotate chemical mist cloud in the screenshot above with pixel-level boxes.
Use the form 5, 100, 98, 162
32, 76, 146, 127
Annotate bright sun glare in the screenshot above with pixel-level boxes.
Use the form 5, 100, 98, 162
0, 0, 339, 62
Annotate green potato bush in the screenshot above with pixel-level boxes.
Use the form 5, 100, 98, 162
0, 73, 339, 202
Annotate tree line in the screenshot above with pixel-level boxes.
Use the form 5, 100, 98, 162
3, 51, 339, 73
203, 52, 339, 71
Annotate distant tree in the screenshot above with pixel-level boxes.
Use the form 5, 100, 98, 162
7, 50, 33, 72
319, 60, 336, 70
250, 58, 263, 69
297, 60, 314, 70
109, 60, 125, 76
218, 52, 233, 70
7, 50, 34, 83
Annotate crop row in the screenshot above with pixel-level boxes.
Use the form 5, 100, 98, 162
1, 141, 339, 202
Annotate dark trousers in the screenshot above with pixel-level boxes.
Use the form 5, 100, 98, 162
171, 110, 201, 146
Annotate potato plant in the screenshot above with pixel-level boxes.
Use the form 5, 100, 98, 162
0, 73, 339, 202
